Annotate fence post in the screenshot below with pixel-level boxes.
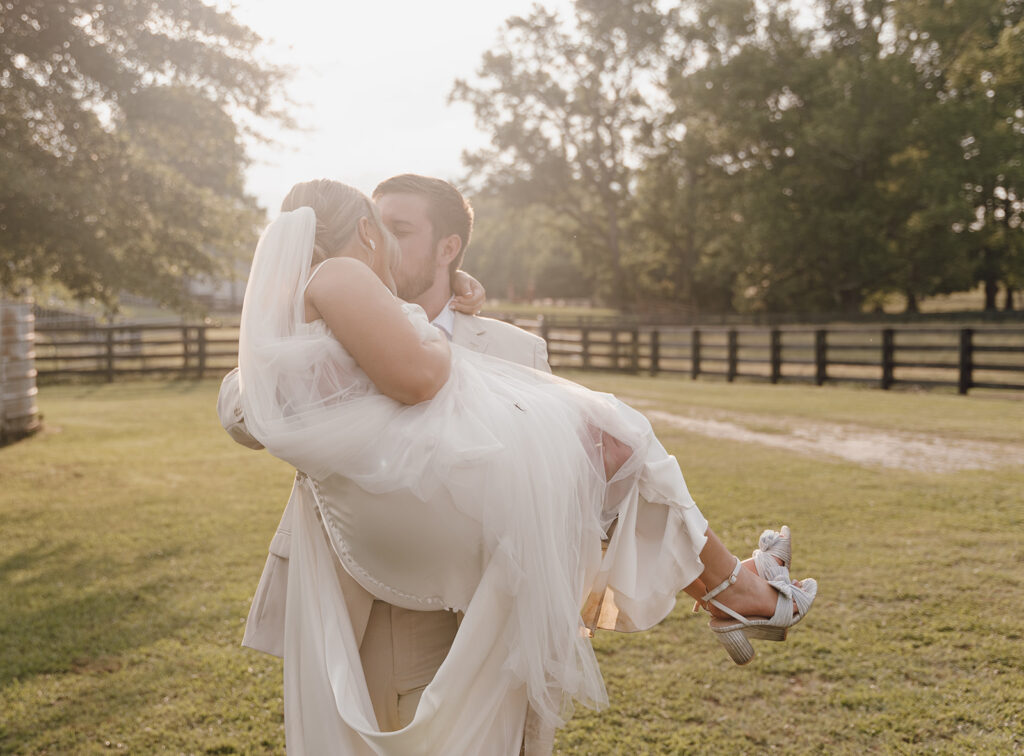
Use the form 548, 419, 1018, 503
630, 328, 639, 374
611, 328, 620, 370
105, 329, 115, 383
539, 316, 549, 347
691, 328, 701, 380
727, 329, 738, 382
958, 328, 973, 395
881, 328, 895, 389
581, 327, 591, 371
197, 326, 207, 378
770, 328, 782, 384
179, 323, 187, 374
649, 329, 660, 377
814, 329, 827, 386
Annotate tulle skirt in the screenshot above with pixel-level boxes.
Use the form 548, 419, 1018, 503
268, 347, 709, 753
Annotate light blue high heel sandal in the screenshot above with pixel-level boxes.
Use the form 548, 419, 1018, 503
702, 557, 817, 665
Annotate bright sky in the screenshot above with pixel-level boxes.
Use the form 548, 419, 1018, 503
231, 0, 574, 212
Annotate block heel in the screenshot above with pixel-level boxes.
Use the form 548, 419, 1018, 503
702, 557, 817, 665
713, 626, 756, 665
742, 624, 787, 642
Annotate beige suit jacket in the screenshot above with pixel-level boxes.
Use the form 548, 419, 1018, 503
217, 312, 550, 656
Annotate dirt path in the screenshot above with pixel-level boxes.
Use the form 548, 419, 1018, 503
634, 406, 1024, 474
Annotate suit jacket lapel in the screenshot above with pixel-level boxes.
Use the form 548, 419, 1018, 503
452, 313, 488, 353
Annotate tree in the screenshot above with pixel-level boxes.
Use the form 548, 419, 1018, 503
892, 0, 1024, 310
465, 194, 589, 302
452, 0, 671, 305
0, 0, 287, 311
462, 0, 1024, 314
659, 0, 979, 314
632, 0, 810, 314
630, 129, 740, 314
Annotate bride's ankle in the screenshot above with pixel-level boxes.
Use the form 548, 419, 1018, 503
706, 569, 778, 620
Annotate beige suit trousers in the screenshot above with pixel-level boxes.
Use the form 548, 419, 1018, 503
360, 601, 459, 731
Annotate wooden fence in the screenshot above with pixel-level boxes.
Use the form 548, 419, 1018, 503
34, 323, 239, 382
537, 321, 1024, 394
34, 320, 1024, 395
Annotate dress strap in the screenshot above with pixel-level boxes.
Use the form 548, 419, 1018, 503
303, 259, 331, 294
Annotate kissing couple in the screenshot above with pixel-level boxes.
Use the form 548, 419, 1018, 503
218, 174, 817, 755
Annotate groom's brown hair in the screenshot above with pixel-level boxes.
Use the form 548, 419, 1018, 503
372, 174, 474, 283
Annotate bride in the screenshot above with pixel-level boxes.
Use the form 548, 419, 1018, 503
237, 179, 816, 755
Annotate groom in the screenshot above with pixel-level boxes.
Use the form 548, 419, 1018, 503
218, 174, 553, 751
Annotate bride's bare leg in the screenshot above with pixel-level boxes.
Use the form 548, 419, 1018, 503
684, 579, 709, 604
692, 559, 790, 607
595, 435, 789, 614
599, 431, 633, 480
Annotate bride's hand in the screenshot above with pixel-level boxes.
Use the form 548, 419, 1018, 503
451, 270, 486, 315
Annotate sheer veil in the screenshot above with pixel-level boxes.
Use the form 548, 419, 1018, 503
237, 206, 411, 483
237, 207, 314, 443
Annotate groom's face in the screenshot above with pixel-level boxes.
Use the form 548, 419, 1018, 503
376, 192, 442, 302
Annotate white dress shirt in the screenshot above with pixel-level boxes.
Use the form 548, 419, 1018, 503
431, 297, 456, 340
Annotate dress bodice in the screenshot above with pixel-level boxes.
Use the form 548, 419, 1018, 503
307, 472, 486, 612
296, 300, 475, 610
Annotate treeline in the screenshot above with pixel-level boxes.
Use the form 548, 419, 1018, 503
0, 0, 285, 312
454, 0, 1024, 314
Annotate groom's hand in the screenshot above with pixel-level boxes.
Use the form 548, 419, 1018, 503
217, 367, 265, 450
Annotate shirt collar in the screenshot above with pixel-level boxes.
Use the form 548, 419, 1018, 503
431, 296, 456, 340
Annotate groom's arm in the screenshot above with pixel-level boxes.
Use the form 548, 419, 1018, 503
216, 367, 264, 450
461, 315, 551, 373
533, 337, 551, 373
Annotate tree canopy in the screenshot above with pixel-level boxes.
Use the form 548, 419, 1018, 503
457, 0, 1024, 314
0, 0, 287, 311
452, 0, 671, 305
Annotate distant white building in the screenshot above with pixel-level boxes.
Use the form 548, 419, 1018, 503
185, 258, 249, 311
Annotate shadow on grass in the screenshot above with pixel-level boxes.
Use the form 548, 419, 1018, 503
0, 542, 194, 687
165, 378, 218, 394
39, 377, 216, 399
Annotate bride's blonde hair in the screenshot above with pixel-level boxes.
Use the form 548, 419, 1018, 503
280, 179, 391, 266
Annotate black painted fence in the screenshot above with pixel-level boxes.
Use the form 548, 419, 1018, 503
34, 321, 1024, 395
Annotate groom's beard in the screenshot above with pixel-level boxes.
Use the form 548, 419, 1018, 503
395, 255, 438, 302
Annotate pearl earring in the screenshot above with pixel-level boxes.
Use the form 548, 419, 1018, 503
368, 239, 377, 251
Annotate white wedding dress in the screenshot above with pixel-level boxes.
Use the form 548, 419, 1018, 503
238, 208, 711, 755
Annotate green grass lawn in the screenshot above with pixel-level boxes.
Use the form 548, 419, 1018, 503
2, 378, 1022, 754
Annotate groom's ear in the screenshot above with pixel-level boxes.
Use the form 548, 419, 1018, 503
437, 233, 462, 266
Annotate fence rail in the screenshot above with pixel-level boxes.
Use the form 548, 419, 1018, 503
35, 323, 237, 382
34, 320, 1024, 395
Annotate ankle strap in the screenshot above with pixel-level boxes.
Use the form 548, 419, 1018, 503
701, 557, 742, 603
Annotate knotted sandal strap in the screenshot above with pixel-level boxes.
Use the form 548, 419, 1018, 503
752, 526, 792, 578
764, 570, 816, 625
764, 574, 796, 626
